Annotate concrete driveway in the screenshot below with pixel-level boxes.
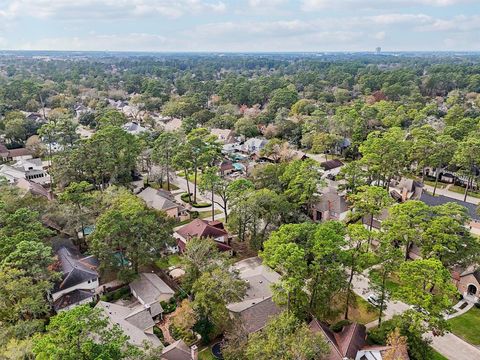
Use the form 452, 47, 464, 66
352, 272, 480, 360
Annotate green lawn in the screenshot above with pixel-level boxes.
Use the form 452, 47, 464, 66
146, 181, 179, 191
369, 270, 402, 299
177, 210, 223, 226
198, 347, 215, 360
155, 254, 182, 270
449, 185, 480, 199
423, 179, 447, 189
328, 292, 378, 325
448, 306, 480, 345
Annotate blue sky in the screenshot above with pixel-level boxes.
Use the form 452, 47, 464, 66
0, 0, 479, 52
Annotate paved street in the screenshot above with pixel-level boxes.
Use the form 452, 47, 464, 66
422, 183, 480, 205
171, 173, 228, 220
352, 272, 480, 360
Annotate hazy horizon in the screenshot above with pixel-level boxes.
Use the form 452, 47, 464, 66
0, 0, 479, 52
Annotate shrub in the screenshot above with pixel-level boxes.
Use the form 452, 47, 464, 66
190, 211, 199, 219
161, 298, 177, 314
181, 193, 192, 203
102, 286, 131, 302
153, 326, 164, 342
169, 324, 197, 345
180, 193, 211, 208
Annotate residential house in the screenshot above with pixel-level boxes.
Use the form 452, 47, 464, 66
174, 219, 232, 253
240, 138, 267, 155
356, 345, 409, 360
96, 301, 162, 348
453, 266, 480, 303
211, 128, 235, 144
389, 178, 423, 202
122, 121, 148, 135
227, 257, 282, 333
161, 340, 198, 360
309, 319, 367, 360
419, 192, 480, 234
137, 187, 188, 220
50, 241, 99, 312
0, 145, 33, 162
219, 160, 235, 176
16, 178, 53, 200
312, 188, 349, 222
12, 158, 50, 184
129, 273, 175, 319
309, 319, 408, 360
320, 159, 344, 179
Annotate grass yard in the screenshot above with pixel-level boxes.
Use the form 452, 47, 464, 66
328, 292, 378, 325
198, 346, 215, 360
198, 209, 223, 220
177, 210, 223, 226
448, 306, 480, 345
147, 181, 179, 191
155, 254, 182, 270
449, 185, 480, 199
369, 270, 402, 299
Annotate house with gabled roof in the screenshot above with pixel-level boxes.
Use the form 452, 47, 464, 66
174, 219, 232, 253
312, 187, 349, 222
161, 340, 198, 360
50, 242, 99, 312
137, 187, 188, 219
0, 145, 33, 162
129, 273, 175, 319
96, 301, 162, 348
227, 257, 282, 333
454, 265, 480, 303
309, 319, 367, 360
309, 319, 408, 360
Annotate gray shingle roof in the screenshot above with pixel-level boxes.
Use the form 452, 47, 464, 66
227, 257, 282, 333
420, 192, 480, 221
53, 247, 99, 292
96, 301, 162, 348
137, 187, 183, 212
53, 289, 96, 311
129, 273, 175, 306
161, 340, 192, 360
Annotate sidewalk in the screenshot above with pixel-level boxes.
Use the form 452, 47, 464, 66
352, 272, 480, 360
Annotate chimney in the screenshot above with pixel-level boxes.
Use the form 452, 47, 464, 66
191, 345, 198, 360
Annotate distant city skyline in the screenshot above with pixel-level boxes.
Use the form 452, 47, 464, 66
0, 0, 479, 52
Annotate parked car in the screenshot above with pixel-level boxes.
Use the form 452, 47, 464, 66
410, 305, 429, 316
367, 294, 380, 307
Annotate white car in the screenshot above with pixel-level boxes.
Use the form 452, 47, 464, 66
367, 294, 381, 307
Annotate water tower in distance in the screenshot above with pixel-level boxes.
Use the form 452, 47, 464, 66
375, 47, 381, 54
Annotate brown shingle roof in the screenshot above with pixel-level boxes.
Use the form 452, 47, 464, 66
237, 297, 282, 333
7, 148, 33, 157
176, 219, 228, 240
320, 159, 344, 171
309, 319, 366, 360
